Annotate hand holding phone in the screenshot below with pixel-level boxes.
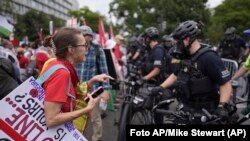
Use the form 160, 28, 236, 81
84, 87, 104, 102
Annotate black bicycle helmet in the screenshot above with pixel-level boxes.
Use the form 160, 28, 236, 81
162, 35, 174, 42
172, 20, 200, 41
225, 26, 236, 35
143, 27, 159, 39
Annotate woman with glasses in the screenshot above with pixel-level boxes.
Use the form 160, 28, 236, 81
40, 27, 113, 130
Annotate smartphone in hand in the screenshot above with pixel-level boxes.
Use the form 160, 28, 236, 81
84, 87, 104, 102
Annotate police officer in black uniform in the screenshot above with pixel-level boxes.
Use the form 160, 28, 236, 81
161, 35, 176, 53
161, 34, 181, 76
127, 36, 139, 61
140, 27, 167, 85
154, 21, 233, 122
218, 26, 247, 62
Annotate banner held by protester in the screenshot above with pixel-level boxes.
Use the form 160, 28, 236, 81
0, 77, 87, 141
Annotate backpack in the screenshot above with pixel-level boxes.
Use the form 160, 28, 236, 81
36, 64, 75, 111
37, 64, 89, 134
0, 58, 19, 99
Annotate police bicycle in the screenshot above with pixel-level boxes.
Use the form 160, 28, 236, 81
153, 102, 250, 125
129, 84, 175, 125
116, 64, 143, 141
149, 79, 250, 125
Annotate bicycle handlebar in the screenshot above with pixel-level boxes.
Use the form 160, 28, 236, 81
155, 108, 221, 124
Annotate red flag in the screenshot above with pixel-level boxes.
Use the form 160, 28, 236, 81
98, 16, 106, 48
39, 28, 43, 44
109, 23, 114, 39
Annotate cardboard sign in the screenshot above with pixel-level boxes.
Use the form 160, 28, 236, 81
0, 77, 87, 141
103, 49, 117, 79
103, 49, 120, 90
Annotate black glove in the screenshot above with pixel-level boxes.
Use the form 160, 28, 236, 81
214, 103, 229, 120
151, 86, 165, 95
136, 78, 146, 86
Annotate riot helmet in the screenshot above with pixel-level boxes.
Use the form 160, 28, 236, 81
162, 35, 176, 50
171, 20, 201, 59
143, 27, 159, 47
172, 20, 200, 41
128, 36, 137, 47
225, 26, 236, 40
143, 27, 159, 39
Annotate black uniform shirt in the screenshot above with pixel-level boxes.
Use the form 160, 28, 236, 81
148, 45, 165, 72
194, 49, 231, 85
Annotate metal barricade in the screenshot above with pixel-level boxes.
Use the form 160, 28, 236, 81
222, 58, 249, 107
221, 58, 239, 104
221, 58, 238, 76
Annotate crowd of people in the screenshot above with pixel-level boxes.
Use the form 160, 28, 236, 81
1, 19, 250, 140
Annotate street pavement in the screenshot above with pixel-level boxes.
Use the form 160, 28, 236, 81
86, 107, 120, 141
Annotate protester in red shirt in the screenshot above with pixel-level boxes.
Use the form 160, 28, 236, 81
41, 27, 113, 128
113, 35, 124, 61
16, 47, 29, 69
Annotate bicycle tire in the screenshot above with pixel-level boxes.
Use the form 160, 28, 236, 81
118, 103, 131, 141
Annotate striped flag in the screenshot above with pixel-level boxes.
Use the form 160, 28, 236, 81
98, 16, 106, 48
0, 15, 13, 37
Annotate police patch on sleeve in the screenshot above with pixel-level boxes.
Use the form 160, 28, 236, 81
154, 60, 162, 65
171, 58, 181, 64
221, 70, 230, 78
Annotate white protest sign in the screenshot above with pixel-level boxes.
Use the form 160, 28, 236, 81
0, 77, 87, 141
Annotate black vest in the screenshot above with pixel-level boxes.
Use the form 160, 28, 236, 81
175, 47, 217, 100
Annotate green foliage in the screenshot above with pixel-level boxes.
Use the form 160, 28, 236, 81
68, 7, 109, 33
206, 0, 250, 43
109, 0, 210, 37
15, 10, 64, 41
0, 0, 13, 16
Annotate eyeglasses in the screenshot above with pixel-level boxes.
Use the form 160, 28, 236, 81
75, 43, 89, 49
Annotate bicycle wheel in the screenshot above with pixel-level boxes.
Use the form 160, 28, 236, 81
129, 109, 152, 125
118, 103, 131, 141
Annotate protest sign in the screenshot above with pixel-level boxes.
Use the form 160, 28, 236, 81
0, 77, 87, 141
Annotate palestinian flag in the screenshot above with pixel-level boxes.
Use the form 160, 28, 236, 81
0, 15, 13, 37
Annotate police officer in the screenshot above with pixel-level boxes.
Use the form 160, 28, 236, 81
140, 27, 167, 85
127, 36, 139, 61
161, 34, 180, 76
218, 26, 247, 62
154, 20, 232, 121
161, 35, 176, 53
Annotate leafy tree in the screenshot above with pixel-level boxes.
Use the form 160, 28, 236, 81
68, 7, 109, 34
109, 0, 210, 37
15, 10, 65, 41
206, 0, 250, 44
0, 0, 14, 17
